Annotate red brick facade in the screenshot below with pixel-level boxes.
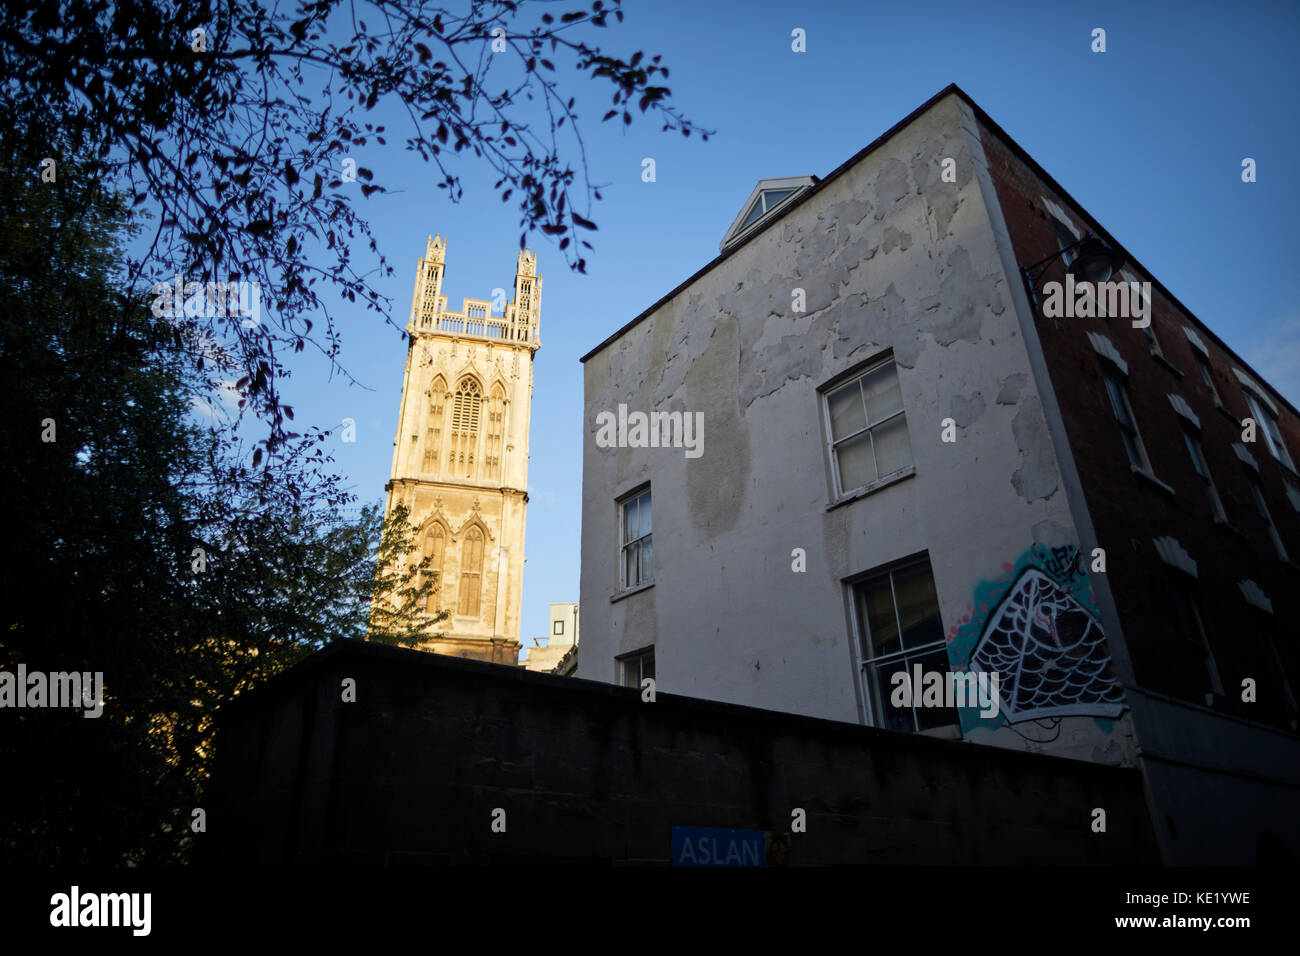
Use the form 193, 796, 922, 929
979, 120, 1300, 730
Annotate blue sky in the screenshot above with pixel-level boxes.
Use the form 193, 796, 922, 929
254, 0, 1299, 651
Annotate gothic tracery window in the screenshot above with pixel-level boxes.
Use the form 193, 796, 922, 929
486, 384, 506, 479
458, 526, 484, 617
449, 378, 482, 476
422, 524, 446, 612
424, 376, 446, 472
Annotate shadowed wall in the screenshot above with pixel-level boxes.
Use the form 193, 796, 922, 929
203, 640, 1159, 865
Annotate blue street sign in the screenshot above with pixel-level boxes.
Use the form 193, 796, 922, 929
671, 826, 766, 866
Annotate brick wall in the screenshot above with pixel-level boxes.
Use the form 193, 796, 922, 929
979, 120, 1300, 728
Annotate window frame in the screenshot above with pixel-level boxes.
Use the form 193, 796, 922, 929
738, 188, 795, 231
1169, 577, 1225, 699
1192, 351, 1225, 407
849, 554, 958, 736
820, 354, 914, 501
1246, 474, 1289, 561
1051, 217, 1078, 267
422, 522, 447, 613
553, 620, 564, 636
617, 646, 655, 689
1111, 270, 1156, 346
1181, 427, 1227, 523
1139, 318, 1163, 355
617, 485, 653, 592
1101, 368, 1151, 473
456, 525, 485, 617
1244, 389, 1296, 471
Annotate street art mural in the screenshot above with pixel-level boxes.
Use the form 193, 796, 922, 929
946, 544, 1126, 734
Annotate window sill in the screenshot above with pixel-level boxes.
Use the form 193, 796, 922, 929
1131, 466, 1176, 496
1214, 401, 1239, 426
611, 581, 655, 603
826, 465, 916, 512
1151, 351, 1183, 377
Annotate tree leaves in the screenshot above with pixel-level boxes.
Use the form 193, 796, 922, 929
0, 4, 715, 862
0, 125, 388, 863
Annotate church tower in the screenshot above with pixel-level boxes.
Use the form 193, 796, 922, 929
382, 233, 541, 664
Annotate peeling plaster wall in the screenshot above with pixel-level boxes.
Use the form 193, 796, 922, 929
579, 93, 1131, 764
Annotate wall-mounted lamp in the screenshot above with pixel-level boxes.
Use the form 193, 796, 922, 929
1021, 234, 1126, 286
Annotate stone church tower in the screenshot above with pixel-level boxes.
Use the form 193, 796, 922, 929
382, 234, 540, 664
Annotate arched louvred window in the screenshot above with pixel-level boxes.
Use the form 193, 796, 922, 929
424, 376, 447, 473
422, 524, 446, 612
451, 378, 482, 432
486, 383, 506, 479
457, 526, 484, 617
449, 378, 482, 477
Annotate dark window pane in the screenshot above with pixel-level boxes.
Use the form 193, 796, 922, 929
860, 577, 900, 659
1105, 376, 1132, 428
893, 563, 943, 650
623, 498, 638, 543
739, 198, 766, 229
1183, 432, 1206, 477
1121, 430, 1144, 469
761, 188, 794, 210
913, 647, 961, 731
871, 662, 914, 733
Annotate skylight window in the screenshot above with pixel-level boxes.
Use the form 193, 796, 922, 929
739, 188, 795, 230
720, 176, 817, 251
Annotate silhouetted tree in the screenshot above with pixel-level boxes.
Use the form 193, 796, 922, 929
0, 0, 709, 457
0, 119, 432, 864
